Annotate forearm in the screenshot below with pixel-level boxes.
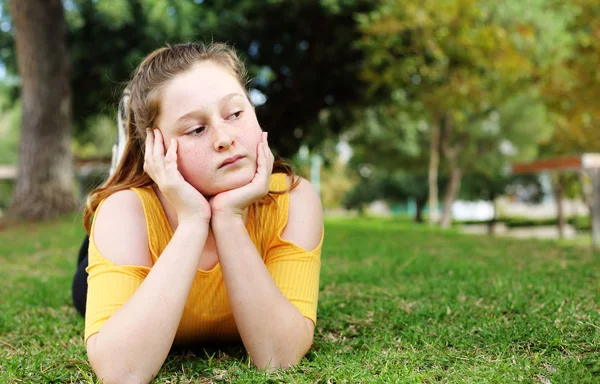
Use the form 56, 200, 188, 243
88, 223, 208, 383
212, 216, 313, 369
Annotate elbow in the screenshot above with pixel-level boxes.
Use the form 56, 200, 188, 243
93, 371, 148, 384
254, 334, 314, 371
90, 359, 153, 384
254, 357, 298, 371
90, 362, 154, 384
87, 338, 156, 384
254, 350, 307, 371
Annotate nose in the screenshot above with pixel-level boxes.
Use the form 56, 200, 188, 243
211, 124, 234, 151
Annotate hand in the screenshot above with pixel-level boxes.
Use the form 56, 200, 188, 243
209, 132, 274, 220
144, 129, 211, 224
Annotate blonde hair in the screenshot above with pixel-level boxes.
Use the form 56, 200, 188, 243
84, 42, 298, 233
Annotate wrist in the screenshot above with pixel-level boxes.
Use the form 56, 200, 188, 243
178, 210, 211, 225
210, 211, 245, 230
177, 217, 210, 233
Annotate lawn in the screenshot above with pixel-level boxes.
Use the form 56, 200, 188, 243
1, 215, 599, 383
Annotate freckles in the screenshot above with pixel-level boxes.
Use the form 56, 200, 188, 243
178, 143, 211, 171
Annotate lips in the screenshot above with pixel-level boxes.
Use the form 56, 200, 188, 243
219, 154, 245, 168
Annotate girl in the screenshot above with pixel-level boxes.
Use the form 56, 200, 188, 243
80, 42, 323, 383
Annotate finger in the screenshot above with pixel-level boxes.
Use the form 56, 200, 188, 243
144, 128, 154, 173
263, 132, 271, 156
255, 141, 265, 172
263, 133, 274, 170
145, 128, 153, 161
153, 129, 166, 167
165, 139, 178, 172
256, 142, 271, 187
261, 142, 269, 169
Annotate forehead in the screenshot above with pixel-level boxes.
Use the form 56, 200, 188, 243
159, 61, 244, 127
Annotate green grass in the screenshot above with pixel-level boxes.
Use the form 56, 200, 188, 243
1, 216, 599, 383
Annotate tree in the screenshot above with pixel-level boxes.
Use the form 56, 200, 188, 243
8, 0, 77, 219
1, 0, 378, 158
344, 92, 444, 222
217, 0, 377, 157
357, 0, 568, 228
437, 91, 552, 228
532, 0, 600, 243
541, 0, 600, 155
357, 0, 528, 226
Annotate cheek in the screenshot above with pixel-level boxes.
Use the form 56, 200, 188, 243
239, 126, 262, 155
177, 143, 210, 176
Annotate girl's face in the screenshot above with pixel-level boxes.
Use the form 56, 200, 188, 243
156, 61, 262, 196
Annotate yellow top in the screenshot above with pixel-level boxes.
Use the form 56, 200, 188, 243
85, 173, 322, 345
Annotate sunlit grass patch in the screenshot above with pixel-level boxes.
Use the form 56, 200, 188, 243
0, 216, 598, 382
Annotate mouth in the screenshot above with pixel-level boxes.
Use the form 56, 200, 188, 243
219, 155, 245, 168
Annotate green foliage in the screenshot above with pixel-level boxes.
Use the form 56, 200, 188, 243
342, 175, 379, 211
347, 89, 429, 169
0, 99, 19, 164
0, 100, 18, 210
343, 89, 434, 212
461, 171, 544, 204
0, 179, 13, 209
540, 0, 600, 154
0, 0, 379, 157
71, 114, 119, 159
0, 1, 17, 86
1, 217, 599, 382
343, 169, 442, 210
356, 0, 558, 148
452, 91, 552, 202
353, 0, 573, 227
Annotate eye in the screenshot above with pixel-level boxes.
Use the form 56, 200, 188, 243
187, 126, 206, 135
227, 110, 243, 120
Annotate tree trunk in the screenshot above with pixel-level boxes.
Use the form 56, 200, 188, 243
428, 114, 441, 225
415, 197, 426, 223
9, 0, 76, 219
440, 166, 462, 229
552, 173, 566, 239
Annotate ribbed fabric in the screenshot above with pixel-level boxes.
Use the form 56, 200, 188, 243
84, 173, 322, 345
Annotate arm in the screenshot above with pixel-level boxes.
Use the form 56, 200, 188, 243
211, 177, 323, 369
87, 130, 211, 384
86, 192, 208, 384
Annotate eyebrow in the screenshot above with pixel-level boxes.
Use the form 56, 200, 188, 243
173, 92, 246, 129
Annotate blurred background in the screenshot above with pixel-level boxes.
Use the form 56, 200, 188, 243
0, 0, 599, 246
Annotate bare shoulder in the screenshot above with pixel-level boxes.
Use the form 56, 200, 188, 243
92, 189, 152, 267
281, 176, 324, 251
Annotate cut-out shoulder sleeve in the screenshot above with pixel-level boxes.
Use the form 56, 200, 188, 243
263, 174, 323, 324
84, 249, 150, 342
84, 188, 157, 343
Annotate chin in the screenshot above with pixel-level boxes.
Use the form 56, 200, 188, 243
207, 168, 256, 195
225, 169, 256, 190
